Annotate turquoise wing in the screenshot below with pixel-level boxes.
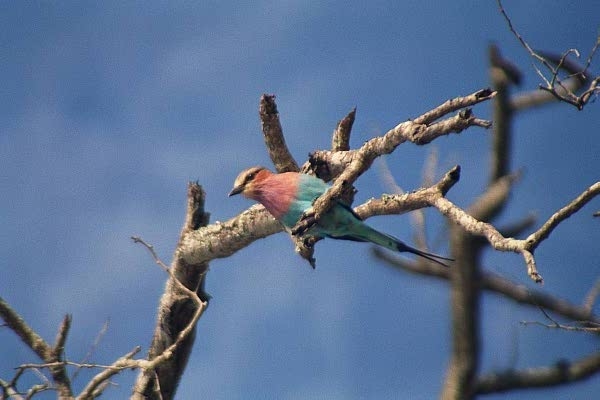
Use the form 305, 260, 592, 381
280, 174, 329, 228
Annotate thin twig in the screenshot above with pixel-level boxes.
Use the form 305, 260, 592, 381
520, 320, 600, 333
71, 318, 110, 383
519, 305, 600, 333
77, 346, 142, 399
131, 236, 171, 271
581, 34, 600, 76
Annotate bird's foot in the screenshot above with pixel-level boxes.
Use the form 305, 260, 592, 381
291, 210, 318, 236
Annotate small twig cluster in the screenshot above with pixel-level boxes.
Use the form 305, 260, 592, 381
498, 0, 600, 110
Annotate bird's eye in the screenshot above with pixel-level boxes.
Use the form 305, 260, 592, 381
244, 171, 257, 184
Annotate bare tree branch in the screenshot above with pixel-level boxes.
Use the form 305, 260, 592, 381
520, 319, 600, 333
489, 44, 523, 87
494, 214, 537, 240
78, 347, 142, 399
331, 107, 356, 152
0, 378, 24, 400
413, 88, 495, 126
431, 182, 600, 282
259, 94, 299, 173
440, 224, 482, 400
179, 204, 283, 264
476, 351, 600, 394
520, 306, 600, 333
354, 165, 460, 219
51, 315, 71, 365
525, 182, 600, 248
489, 44, 518, 184
0, 298, 54, 366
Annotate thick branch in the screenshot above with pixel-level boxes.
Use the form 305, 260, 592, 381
441, 224, 481, 400
0, 297, 54, 362
0, 379, 23, 400
489, 44, 518, 183
179, 205, 283, 265
52, 315, 71, 361
331, 107, 356, 152
259, 94, 299, 172
431, 182, 600, 282
413, 88, 496, 125
476, 351, 600, 394
132, 182, 210, 400
353, 166, 461, 219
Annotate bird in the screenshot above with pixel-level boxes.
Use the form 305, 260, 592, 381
229, 166, 452, 267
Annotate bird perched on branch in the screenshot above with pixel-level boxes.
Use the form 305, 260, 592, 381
229, 166, 452, 267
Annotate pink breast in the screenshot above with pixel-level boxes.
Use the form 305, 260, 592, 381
255, 173, 297, 220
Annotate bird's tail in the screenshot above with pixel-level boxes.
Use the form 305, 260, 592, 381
350, 224, 453, 267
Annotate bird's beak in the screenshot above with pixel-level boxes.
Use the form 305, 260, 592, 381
228, 185, 244, 197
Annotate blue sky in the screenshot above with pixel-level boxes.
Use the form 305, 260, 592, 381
1, 1, 599, 399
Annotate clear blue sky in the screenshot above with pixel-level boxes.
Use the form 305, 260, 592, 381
1, 1, 599, 399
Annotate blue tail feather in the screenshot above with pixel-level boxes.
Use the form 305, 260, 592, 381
331, 224, 452, 267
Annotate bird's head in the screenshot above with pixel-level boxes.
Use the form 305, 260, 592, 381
228, 166, 269, 198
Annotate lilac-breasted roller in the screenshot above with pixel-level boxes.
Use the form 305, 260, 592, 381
229, 166, 451, 267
